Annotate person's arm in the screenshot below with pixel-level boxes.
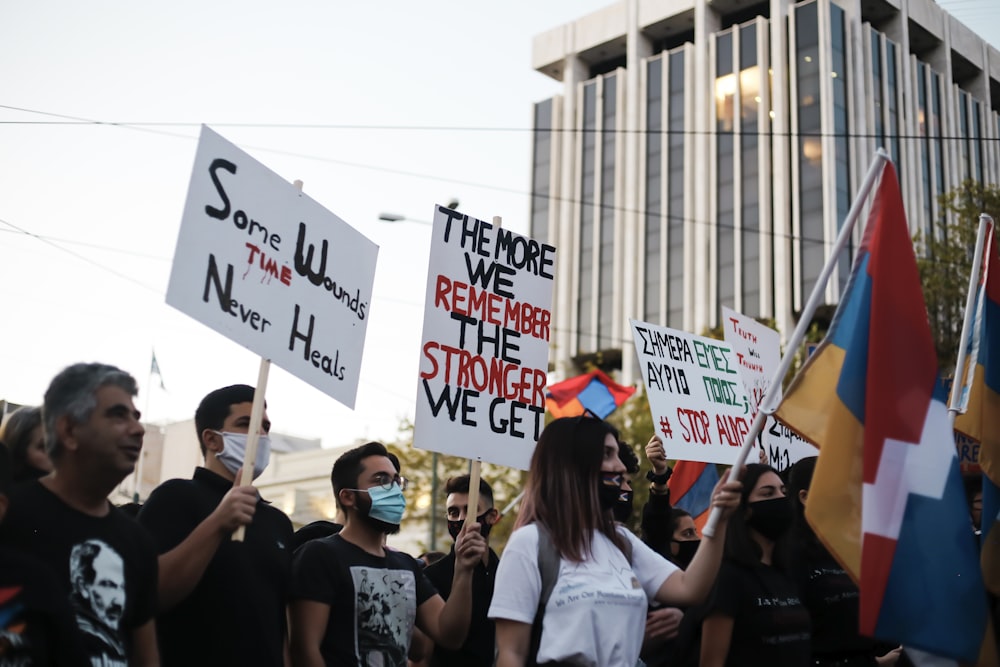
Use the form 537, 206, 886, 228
289, 599, 330, 667
129, 619, 160, 667
494, 619, 532, 667
655, 476, 741, 607
416, 523, 486, 648
144, 485, 258, 610
640, 607, 683, 658
700, 613, 734, 667
408, 626, 434, 662
641, 435, 674, 555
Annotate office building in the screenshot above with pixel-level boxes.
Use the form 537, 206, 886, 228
529, 0, 1000, 382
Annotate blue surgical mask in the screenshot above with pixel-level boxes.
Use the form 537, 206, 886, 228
360, 483, 407, 525
213, 431, 271, 480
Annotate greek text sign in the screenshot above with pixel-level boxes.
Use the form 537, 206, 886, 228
631, 319, 752, 465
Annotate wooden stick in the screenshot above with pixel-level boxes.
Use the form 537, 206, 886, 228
463, 215, 501, 531
232, 357, 270, 542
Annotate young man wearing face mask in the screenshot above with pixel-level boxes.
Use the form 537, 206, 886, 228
137, 384, 294, 666
290, 442, 487, 667
422, 474, 501, 667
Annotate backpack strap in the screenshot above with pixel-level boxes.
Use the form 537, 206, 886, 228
528, 523, 561, 667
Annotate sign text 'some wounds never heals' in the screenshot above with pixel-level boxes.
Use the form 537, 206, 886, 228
166, 126, 378, 409
413, 206, 556, 471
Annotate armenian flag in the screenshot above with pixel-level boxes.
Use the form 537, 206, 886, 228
774, 162, 987, 661
545, 369, 636, 419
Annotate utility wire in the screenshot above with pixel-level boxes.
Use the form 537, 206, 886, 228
1, 104, 998, 144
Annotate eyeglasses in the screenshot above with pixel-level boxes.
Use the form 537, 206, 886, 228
370, 473, 408, 492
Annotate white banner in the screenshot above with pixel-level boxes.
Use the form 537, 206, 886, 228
721, 307, 817, 471
630, 319, 752, 465
166, 126, 378, 408
413, 206, 556, 470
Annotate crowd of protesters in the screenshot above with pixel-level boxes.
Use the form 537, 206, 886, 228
3, 362, 974, 666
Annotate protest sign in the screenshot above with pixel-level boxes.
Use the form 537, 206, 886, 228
413, 206, 556, 470
166, 126, 378, 408
630, 319, 752, 465
722, 307, 817, 471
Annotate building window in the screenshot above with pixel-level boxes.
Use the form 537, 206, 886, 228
831, 3, 850, 293
885, 38, 901, 167
796, 1, 824, 304
918, 62, 932, 240
667, 49, 686, 328
644, 58, 663, 324
740, 23, 761, 317
598, 74, 617, 350
577, 81, 597, 352
530, 99, 553, 244
717, 29, 736, 318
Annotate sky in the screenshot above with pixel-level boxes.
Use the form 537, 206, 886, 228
1, 1, 999, 450
0, 1, 614, 447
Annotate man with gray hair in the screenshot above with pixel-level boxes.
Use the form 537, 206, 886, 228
0, 362, 159, 666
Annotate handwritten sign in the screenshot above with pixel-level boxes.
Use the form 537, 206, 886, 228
722, 307, 817, 471
413, 206, 556, 470
166, 126, 378, 408
630, 319, 752, 465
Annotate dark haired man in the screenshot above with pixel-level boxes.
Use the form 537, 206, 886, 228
423, 474, 501, 667
0, 362, 159, 666
137, 384, 293, 666
290, 442, 487, 667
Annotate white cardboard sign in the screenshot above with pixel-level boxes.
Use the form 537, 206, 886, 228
721, 307, 817, 471
630, 319, 753, 465
413, 206, 556, 470
166, 126, 378, 408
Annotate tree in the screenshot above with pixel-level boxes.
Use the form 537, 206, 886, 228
915, 180, 1000, 376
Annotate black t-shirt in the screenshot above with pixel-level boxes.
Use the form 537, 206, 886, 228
0, 481, 157, 667
0, 548, 89, 667
291, 534, 437, 667
137, 467, 294, 667
705, 560, 811, 667
789, 542, 876, 662
423, 546, 499, 667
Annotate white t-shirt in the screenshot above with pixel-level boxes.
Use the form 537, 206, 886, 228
488, 524, 679, 667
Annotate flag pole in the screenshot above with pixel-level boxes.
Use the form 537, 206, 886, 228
948, 214, 993, 423
702, 149, 891, 537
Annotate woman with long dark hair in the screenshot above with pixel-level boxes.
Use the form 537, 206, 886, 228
489, 416, 742, 667
699, 463, 811, 667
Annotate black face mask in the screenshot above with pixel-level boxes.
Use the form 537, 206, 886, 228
746, 496, 793, 541
598, 473, 624, 512
447, 510, 494, 541
612, 490, 634, 523
671, 539, 700, 568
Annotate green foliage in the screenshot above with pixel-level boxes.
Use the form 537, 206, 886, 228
915, 180, 1000, 376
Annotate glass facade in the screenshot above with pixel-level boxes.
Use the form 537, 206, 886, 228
644, 57, 663, 324
740, 23, 761, 317
831, 4, 850, 292
795, 1, 824, 304
667, 49, 686, 328
577, 81, 597, 351
598, 75, 617, 350
716, 30, 736, 314
530, 99, 553, 244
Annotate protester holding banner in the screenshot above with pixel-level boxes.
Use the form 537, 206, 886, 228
489, 416, 742, 667
699, 463, 810, 667
137, 384, 294, 667
782, 457, 902, 667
